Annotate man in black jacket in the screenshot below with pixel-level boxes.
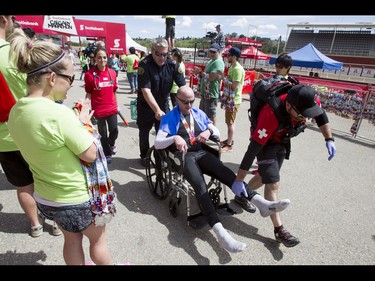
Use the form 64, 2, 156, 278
137, 38, 186, 166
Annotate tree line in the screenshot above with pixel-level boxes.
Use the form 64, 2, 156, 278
133, 34, 286, 55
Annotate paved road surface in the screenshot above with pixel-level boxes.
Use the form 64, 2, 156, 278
0, 69, 374, 266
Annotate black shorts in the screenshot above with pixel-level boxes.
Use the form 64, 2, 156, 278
257, 143, 286, 184
0, 151, 33, 187
165, 18, 175, 39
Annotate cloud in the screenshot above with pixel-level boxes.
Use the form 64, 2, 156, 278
180, 16, 192, 27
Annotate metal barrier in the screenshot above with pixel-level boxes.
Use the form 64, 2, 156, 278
186, 44, 375, 144
313, 86, 375, 143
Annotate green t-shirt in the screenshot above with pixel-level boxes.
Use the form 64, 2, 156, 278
228, 63, 245, 104
124, 54, 140, 73
0, 39, 28, 152
8, 98, 93, 204
199, 57, 225, 99
79, 55, 88, 67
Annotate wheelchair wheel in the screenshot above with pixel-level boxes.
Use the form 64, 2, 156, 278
208, 184, 222, 207
145, 146, 171, 200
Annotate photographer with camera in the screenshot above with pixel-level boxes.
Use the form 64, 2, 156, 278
212, 24, 225, 52
84, 41, 105, 70
84, 42, 96, 69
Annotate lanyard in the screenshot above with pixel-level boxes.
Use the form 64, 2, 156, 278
180, 112, 196, 145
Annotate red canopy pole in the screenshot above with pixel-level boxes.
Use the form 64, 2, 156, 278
254, 48, 259, 69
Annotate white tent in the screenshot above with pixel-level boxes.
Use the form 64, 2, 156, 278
126, 32, 147, 54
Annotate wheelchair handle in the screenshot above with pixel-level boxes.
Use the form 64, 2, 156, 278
209, 135, 220, 143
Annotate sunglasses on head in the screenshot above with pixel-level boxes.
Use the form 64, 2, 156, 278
176, 96, 195, 105
152, 48, 168, 57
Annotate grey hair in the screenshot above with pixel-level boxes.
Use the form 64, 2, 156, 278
151, 38, 168, 49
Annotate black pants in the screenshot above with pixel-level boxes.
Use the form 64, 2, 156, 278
183, 149, 257, 227
96, 114, 119, 157
137, 101, 170, 159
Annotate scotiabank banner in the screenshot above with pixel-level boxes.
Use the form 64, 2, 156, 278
15, 15, 126, 54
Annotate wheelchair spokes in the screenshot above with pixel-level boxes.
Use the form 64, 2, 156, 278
145, 146, 171, 200
145, 142, 236, 225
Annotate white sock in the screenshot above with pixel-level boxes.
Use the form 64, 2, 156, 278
250, 195, 290, 217
212, 222, 247, 253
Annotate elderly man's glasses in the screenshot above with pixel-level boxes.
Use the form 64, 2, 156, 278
176, 96, 195, 105
152, 48, 168, 57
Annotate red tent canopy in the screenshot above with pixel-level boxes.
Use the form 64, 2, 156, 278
241, 46, 270, 60
222, 44, 232, 56
222, 45, 270, 60
226, 37, 263, 48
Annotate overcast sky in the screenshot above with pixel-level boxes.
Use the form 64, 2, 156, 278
74, 15, 375, 41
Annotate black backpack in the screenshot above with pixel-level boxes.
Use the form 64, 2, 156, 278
248, 75, 305, 160
248, 74, 299, 131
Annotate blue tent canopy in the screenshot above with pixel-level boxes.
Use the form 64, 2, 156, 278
269, 43, 343, 70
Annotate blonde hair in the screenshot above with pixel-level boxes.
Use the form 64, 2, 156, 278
7, 31, 69, 86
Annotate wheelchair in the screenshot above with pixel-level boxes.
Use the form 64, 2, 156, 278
145, 137, 236, 228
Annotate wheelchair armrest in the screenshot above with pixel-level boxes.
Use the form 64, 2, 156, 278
209, 134, 220, 143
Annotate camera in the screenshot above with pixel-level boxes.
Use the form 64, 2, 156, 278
83, 42, 96, 58
205, 31, 217, 40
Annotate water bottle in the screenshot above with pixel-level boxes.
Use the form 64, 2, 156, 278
130, 99, 137, 120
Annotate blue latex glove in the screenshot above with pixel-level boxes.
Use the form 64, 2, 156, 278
231, 181, 248, 198
326, 140, 336, 161
117, 105, 121, 113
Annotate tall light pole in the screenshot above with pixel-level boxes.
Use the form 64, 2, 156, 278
248, 24, 259, 69
276, 35, 281, 55
247, 24, 258, 42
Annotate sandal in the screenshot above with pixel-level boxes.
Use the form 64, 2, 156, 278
220, 139, 228, 146
221, 142, 233, 152
220, 140, 234, 148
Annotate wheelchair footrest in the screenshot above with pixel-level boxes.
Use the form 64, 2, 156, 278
187, 213, 208, 230
215, 203, 237, 216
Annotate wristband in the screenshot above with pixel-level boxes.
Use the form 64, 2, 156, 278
325, 137, 335, 142
83, 123, 93, 134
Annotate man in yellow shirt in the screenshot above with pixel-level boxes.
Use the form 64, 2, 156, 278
162, 16, 176, 51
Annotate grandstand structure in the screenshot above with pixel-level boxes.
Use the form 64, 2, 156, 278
285, 22, 375, 66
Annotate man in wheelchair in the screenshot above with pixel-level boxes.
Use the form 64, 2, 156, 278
154, 85, 291, 253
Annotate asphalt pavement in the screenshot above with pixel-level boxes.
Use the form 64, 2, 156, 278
0, 68, 374, 266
